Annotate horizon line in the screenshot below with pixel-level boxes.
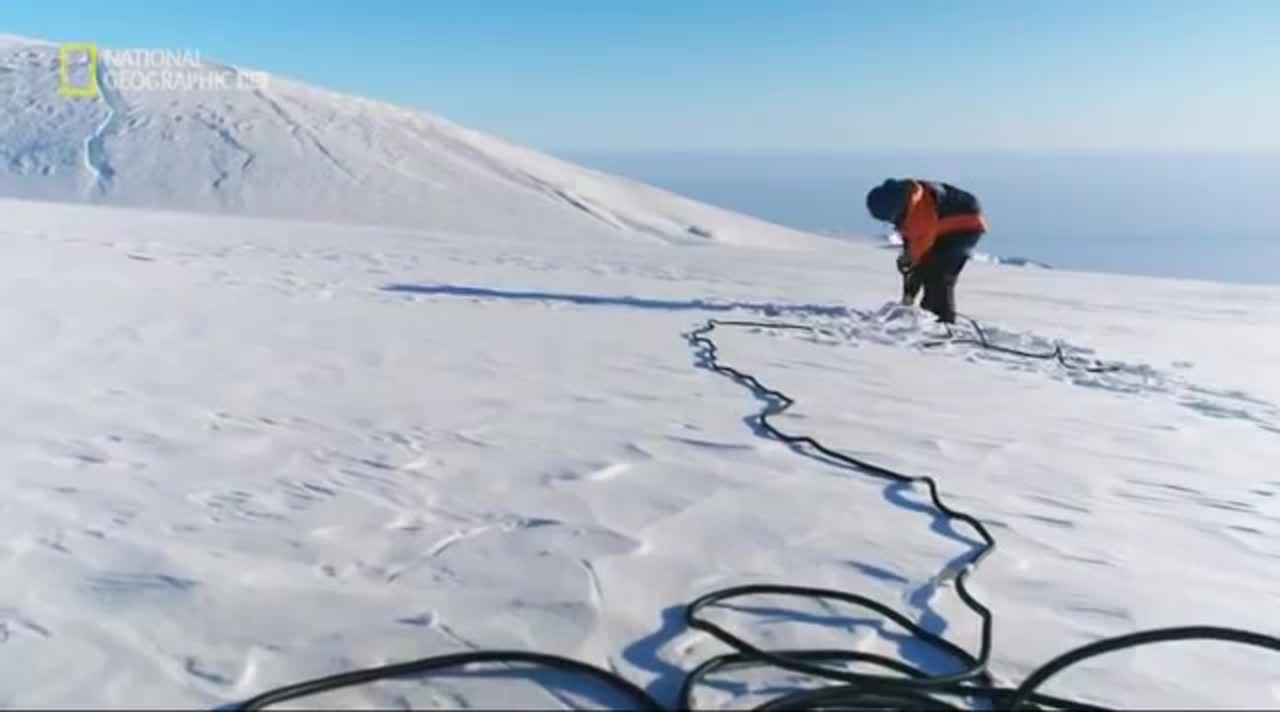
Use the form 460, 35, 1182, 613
555, 147, 1280, 157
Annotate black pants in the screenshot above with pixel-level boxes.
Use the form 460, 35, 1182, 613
903, 232, 982, 324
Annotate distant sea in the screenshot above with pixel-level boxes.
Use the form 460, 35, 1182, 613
565, 151, 1279, 287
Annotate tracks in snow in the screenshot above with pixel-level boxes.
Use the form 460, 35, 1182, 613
191, 80, 257, 193
251, 87, 358, 182
792, 304, 1280, 436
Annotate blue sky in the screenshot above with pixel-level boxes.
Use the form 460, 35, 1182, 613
7, 1, 1278, 152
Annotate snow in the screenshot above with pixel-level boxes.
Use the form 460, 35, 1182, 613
1, 195, 1278, 709
1, 35, 1279, 710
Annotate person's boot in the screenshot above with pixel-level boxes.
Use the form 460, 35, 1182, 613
934, 277, 958, 323
920, 284, 940, 317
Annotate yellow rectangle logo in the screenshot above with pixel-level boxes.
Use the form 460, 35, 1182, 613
59, 43, 99, 98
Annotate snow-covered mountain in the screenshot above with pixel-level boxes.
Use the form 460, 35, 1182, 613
0, 34, 826, 248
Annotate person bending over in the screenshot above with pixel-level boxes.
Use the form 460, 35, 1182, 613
866, 178, 987, 324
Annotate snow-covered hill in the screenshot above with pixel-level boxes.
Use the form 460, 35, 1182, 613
0, 35, 824, 248
2, 194, 1279, 708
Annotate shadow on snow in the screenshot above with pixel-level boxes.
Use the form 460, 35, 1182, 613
381, 283, 854, 319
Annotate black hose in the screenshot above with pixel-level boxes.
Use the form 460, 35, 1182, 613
228, 316, 1278, 710
235, 650, 663, 711
934, 316, 1121, 373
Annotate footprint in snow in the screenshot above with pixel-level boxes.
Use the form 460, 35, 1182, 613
805, 310, 1280, 434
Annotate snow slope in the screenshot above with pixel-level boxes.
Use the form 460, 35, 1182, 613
1, 194, 1278, 708
0, 36, 823, 248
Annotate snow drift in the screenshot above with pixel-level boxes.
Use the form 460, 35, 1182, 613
0, 35, 824, 248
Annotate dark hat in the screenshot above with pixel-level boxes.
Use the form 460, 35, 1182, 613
866, 179, 910, 223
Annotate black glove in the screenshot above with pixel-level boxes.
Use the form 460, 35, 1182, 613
895, 251, 912, 275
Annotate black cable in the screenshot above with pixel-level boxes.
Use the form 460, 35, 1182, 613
234, 650, 662, 711
679, 319, 1280, 710
929, 316, 1121, 373
228, 316, 1279, 711
678, 319, 1000, 710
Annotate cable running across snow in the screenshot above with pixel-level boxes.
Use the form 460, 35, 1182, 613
920, 315, 1122, 372
232, 316, 1280, 711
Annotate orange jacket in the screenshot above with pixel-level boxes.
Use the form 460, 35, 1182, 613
900, 181, 988, 266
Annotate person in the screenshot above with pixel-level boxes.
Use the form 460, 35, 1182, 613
865, 178, 988, 324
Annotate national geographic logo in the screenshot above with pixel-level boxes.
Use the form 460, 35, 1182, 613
59, 43, 99, 98
58, 43, 268, 98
